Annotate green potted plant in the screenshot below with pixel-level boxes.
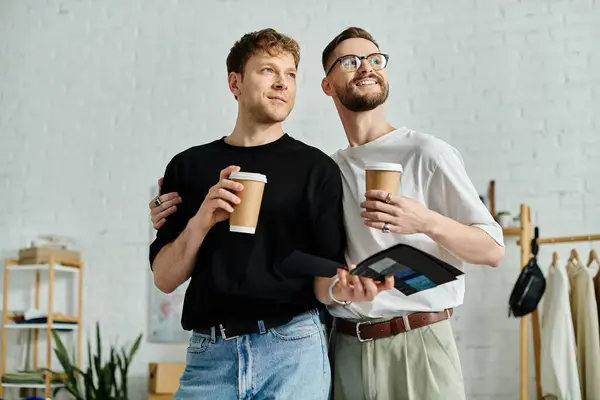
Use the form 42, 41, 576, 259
48, 322, 142, 400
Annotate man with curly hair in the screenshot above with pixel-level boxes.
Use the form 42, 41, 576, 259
148, 28, 388, 399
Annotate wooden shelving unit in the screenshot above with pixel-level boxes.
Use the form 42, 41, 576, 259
1, 257, 83, 398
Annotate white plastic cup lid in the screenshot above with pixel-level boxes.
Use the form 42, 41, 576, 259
229, 172, 268, 183
364, 162, 403, 172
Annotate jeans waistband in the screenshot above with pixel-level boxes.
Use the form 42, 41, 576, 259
193, 308, 320, 340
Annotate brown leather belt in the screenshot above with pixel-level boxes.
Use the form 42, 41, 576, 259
336, 309, 453, 342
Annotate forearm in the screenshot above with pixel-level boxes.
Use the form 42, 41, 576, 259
152, 216, 207, 293
424, 211, 504, 267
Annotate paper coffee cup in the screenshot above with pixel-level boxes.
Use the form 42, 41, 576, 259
365, 162, 403, 195
229, 172, 267, 234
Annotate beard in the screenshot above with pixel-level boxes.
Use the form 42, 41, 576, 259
335, 76, 389, 112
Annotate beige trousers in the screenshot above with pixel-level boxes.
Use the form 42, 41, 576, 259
333, 319, 466, 400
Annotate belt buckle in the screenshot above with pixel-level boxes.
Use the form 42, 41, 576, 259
355, 321, 373, 342
219, 324, 239, 340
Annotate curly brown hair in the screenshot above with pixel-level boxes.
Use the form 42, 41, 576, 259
321, 27, 379, 72
226, 28, 301, 77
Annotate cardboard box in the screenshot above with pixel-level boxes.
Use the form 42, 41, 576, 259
148, 362, 185, 394
19, 246, 80, 265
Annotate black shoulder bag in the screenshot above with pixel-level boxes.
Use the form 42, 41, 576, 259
508, 228, 546, 317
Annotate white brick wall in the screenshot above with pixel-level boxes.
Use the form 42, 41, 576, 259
1, 0, 598, 398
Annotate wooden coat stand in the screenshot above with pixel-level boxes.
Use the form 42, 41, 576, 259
489, 181, 600, 400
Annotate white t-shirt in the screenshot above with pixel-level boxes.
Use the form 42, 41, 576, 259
328, 127, 505, 321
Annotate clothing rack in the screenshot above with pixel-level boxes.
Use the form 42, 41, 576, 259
488, 182, 600, 400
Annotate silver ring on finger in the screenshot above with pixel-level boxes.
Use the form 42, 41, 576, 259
153, 195, 162, 207
385, 193, 392, 204
382, 223, 391, 233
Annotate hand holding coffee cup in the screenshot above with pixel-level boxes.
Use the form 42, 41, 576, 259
195, 165, 244, 233
361, 194, 434, 235
363, 162, 403, 234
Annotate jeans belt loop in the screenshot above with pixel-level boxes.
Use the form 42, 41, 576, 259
218, 324, 239, 341
257, 320, 267, 334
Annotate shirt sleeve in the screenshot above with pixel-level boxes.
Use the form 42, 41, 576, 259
275, 160, 347, 278
307, 159, 348, 264
426, 146, 505, 247
149, 155, 193, 269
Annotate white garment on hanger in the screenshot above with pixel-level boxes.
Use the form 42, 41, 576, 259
541, 262, 581, 400
567, 260, 600, 399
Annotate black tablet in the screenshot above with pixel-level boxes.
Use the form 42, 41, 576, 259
350, 243, 464, 296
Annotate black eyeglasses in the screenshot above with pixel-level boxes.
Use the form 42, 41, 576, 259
326, 53, 389, 76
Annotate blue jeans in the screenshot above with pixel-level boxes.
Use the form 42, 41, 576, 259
174, 309, 331, 400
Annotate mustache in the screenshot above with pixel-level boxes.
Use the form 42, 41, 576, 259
352, 74, 383, 86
